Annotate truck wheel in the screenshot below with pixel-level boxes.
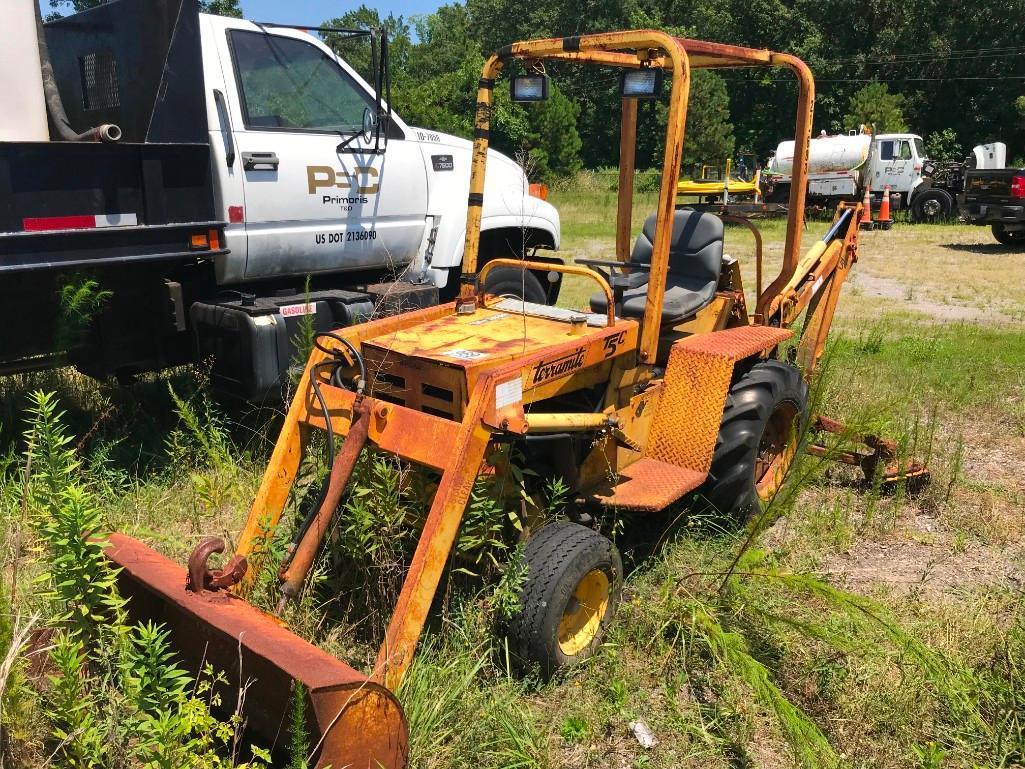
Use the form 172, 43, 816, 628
992, 225, 1025, 247
502, 521, 622, 679
766, 182, 791, 204
910, 188, 954, 223
699, 360, 808, 522
483, 265, 548, 304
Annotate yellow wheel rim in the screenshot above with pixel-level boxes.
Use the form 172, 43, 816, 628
755, 402, 800, 502
557, 569, 610, 657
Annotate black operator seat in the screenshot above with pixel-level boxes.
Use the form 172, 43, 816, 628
589, 210, 724, 324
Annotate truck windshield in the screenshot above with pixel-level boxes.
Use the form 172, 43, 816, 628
230, 30, 373, 132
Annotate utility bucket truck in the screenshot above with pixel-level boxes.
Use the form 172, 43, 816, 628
0, 0, 560, 399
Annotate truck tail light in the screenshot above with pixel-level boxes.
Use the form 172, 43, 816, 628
1011, 175, 1025, 199
529, 183, 548, 200
191, 230, 222, 251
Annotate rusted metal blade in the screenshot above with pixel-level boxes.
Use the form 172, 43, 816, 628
106, 533, 409, 769
809, 414, 930, 492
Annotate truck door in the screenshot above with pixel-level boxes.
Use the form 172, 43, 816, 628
874, 138, 915, 195
223, 27, 429, 282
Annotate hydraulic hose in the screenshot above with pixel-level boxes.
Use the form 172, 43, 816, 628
277, 398, 371, 612
34, 2, 121, 142
283, 333, 368, 566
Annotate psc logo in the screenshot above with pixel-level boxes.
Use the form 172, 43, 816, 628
306, 165, 380, 195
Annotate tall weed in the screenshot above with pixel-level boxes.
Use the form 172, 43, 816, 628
8, 392, 273, 769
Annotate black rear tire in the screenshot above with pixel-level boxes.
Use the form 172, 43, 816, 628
483, 265, 548, 304
766, 182, 791, 204
992, 224, 1025, 247
699, 360, 808, 522
501, 521, 622, 680
910, 188, 954, 223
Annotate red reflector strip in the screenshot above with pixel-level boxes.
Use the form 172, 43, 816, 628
21, 213, 138, 232
23, 215, 96, 232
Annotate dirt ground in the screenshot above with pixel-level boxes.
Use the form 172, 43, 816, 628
557, 219, 1025, 325
839, 224, 1025, 325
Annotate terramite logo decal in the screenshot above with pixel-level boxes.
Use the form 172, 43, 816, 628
531, 347, 585, 385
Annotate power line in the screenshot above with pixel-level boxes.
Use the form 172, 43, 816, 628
819, 75, 1025, 82
708, 43, 1025, 83
811, 44, 1025, 66
723, 74, 1025, 84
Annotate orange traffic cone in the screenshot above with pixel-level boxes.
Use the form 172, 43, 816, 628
859, 186, 874, 231
876, 185, 893, 230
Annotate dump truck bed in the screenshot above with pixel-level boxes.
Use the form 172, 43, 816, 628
0, 140, 224, 371
0, 141, 220, 272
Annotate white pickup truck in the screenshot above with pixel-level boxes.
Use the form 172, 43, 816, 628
0, 0, 560, 398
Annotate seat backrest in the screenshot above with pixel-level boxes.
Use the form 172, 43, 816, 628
629, 210, 724, 284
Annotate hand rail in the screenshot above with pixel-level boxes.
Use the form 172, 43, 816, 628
477, 258, 617, 327
718, 215, 764, 298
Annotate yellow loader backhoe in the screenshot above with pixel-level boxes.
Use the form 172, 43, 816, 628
105, 30, 927, 769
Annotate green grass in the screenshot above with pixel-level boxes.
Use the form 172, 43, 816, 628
2, 183, 1025, 769
825, 321, 1025, 415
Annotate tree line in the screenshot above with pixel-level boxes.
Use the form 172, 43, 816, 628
53, 0, 1025, 178
330, 0, 1025, 178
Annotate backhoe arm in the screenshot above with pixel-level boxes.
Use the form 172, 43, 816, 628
761, 203, 861, 375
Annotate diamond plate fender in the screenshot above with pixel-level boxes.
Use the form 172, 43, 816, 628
647, 325, 793, 473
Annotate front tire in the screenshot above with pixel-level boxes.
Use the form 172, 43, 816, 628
699, 360, 809, 522
910, 188, 954, 223
502, 522, 622, 679
992, 224, 1025, 247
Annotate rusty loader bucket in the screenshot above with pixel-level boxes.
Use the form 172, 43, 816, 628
106, 533, 409, 769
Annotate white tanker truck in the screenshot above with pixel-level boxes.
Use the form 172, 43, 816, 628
764, 131, 952, 221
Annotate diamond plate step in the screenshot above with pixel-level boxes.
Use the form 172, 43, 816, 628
593, 458, 705, 513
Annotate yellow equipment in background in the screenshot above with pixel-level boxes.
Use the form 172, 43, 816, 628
677, 156, 762, 202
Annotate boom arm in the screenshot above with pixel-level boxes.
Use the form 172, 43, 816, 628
763, 203, 862, 375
